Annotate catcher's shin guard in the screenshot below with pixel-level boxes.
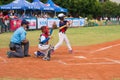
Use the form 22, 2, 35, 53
44, 47, 54, 61
48, 48, 54, 58
34, 51, 45, 57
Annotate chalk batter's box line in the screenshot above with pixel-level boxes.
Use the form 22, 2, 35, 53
0, 56, 120, 65
0, 56, 7, 63
74, 43, 120, 54
56, 57, 120, 65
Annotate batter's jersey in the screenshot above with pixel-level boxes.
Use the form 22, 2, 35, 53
59, 20, 68, 33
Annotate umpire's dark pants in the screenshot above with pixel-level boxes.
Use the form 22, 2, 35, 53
9, 41, 29, 58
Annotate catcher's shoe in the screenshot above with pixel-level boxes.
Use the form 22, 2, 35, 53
34, 51, 38, 57
42, 57, 50, 61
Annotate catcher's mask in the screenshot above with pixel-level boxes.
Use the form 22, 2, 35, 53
41, 26, 49, 35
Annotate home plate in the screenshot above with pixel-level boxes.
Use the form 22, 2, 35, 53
74, 56, 87, 59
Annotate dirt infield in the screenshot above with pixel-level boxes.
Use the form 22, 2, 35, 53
0, 40, 120, 80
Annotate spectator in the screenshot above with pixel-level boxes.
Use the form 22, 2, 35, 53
0, 11, 6, 33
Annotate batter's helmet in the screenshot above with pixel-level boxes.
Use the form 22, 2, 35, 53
58, 13, 65, 17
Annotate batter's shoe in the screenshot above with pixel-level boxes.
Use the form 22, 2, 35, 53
69, 50, 73, 54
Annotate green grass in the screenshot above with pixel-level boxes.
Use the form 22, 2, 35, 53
0, 25, 120, 48
0, 25, 120, 80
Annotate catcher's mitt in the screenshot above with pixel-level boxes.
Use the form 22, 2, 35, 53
52, 22, 57, 29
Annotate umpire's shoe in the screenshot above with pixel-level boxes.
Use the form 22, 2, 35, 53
6, 51, 12, 58
24, 54, 31, 57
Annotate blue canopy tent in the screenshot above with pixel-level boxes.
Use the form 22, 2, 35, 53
0, 0, 33, 10
32, 0, 54, 11
46, 0, 68, 12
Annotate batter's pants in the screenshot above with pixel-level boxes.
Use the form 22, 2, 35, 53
54, 32, 72, 50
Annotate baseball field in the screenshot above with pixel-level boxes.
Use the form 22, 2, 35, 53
0, 25, 120, 80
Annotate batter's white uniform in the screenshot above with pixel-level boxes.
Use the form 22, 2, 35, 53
54, 20, 72, 52
54, 32, 72, 50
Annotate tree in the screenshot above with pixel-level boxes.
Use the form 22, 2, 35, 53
101, 1, 119, 17
1, 0, 120, 18
1, 0, 13, 4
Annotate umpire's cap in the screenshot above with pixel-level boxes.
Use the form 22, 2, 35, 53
21, 19, 29, 25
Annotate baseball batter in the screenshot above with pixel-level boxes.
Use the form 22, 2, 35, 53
54, 13, 73, 53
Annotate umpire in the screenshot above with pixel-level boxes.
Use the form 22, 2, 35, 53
7, 19, 30, 58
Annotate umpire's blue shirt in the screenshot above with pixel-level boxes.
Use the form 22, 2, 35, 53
10, 27, 26, 44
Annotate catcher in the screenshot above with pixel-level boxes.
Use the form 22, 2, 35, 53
7, 19, 30, 58
34, 26, 54, 61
